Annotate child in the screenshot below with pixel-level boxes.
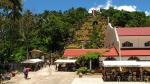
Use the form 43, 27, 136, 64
23, 66, 30, 79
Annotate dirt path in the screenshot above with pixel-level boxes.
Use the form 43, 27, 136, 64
5, 65, 76, 84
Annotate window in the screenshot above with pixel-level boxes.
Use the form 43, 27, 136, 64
145, 41, 150, 46
122, 41, 133, 47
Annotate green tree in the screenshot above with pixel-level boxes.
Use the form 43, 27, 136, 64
77, 52, 101, 70
0, 0, 23, 62
63, 7, 89, 31
34, 11, 72, 53
100, 7, 148, 27
144, 16, 150, 26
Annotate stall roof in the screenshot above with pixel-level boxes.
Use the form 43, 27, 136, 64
103, 61, 138, 67
103, 61, 150, 67
55, 59, 76, 63
137, 61, 150, 67
21, 59, 44, 64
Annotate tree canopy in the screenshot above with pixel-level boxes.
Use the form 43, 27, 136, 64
0, 1, 150, 63
77, 52, 101, 67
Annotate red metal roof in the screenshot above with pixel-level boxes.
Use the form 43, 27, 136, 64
121, 49, 150, 56
103, 48, 119, 56
63, 48, 118, 57
64, 48, 150, 57
116, 27, 150, 36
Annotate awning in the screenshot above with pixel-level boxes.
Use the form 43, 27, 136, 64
103, 61, 138, 67
103, 61, 150, 67
55, 59, 76, 63
21, 59, 44, 64
137, 61, 150, 67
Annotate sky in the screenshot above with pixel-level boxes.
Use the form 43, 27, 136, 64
23, 0, 150, 15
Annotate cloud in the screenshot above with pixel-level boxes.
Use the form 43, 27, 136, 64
114, 5, 136, 12
88, 0, 136, 13
88, 0, 112, 13
105, 0, 112, 9
145, 11, 150, 16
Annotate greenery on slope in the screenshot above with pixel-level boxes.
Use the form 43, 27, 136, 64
0, 0, 150, 63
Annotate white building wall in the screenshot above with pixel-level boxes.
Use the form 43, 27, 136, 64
105, 23, 120, 52
104, 23, 150, 61
119, 36, 150, 48
105, 23, 122, 60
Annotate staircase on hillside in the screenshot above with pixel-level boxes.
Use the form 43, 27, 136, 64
66, 15, 108, 49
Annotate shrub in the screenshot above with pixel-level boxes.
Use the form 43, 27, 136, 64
77, 67, 88, 75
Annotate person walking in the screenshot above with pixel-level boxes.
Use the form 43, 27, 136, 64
23, 66, 30, 79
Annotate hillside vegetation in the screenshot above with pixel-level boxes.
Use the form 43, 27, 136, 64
0, 0, 150, 62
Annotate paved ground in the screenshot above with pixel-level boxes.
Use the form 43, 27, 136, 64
4, 65, 76, 84
4, 66, 149, 84
72, 78, 149, 84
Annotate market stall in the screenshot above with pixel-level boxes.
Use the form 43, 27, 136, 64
55, 59, 76, 71
102, 61, 150, 82
21, 59, 44, 71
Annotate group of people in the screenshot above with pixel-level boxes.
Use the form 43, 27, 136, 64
102, 68, 150, 82
0, 72, 13, 83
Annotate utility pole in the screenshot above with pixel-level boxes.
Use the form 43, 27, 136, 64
89, 60, 92, 70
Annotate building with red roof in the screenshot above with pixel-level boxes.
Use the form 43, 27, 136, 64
64, 48, 118, 58
63, 23, 150, 61
64, 23, 150, 61
116, 27, 150, 36
104, 23, 150, 61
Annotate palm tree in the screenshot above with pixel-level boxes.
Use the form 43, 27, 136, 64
0, 0, 22, 60
9, 0, 22, 20
0, 0, 22, 20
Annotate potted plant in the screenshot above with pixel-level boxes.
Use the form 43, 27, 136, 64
77, 67, 88, 78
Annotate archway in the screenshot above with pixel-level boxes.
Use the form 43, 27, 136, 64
92, 21, 98, 26
128, 56, 140, 61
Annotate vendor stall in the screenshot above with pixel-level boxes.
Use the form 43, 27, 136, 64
103, 61, 138, 67
102, 61, 150, 82
55, 59, 76, 71
21, 59, 44, 71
